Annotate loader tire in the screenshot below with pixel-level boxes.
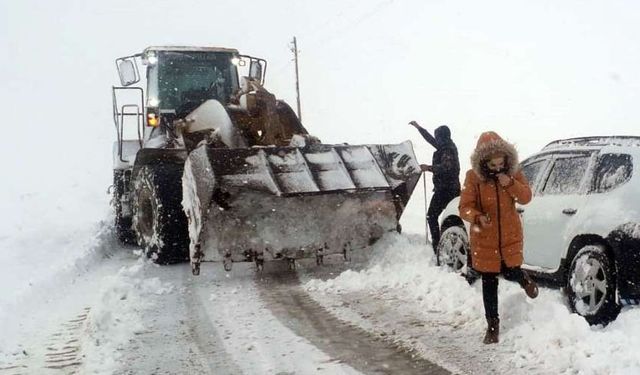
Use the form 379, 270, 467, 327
113, 170, 136, 245
132, 164, 189, 264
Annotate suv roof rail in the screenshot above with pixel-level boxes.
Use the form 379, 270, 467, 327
543, 136, 640, 150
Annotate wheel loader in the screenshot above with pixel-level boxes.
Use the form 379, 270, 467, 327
111, 46, 421, 275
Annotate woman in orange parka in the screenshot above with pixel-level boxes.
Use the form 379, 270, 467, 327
459, 131, 538, 344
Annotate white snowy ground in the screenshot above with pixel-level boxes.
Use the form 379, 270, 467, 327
303, 233, 640, 375
0, 179, 364, 374
1, 174, 640, 374
0, 228, 364, 374
81, 256, 364, 374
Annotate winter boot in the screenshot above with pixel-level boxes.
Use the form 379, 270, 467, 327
483, 317, 500, 344
522, 271, 539, 299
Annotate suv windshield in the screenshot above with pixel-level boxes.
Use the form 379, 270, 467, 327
148, 51, 239, 115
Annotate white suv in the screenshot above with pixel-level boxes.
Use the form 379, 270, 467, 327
437, 136, 640, 324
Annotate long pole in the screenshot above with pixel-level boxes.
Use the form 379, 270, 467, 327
423, 172, 439, 265
292, 36, 302, 122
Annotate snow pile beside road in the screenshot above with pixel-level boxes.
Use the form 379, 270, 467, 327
0, 220, 119, 359
0, 180, 112, 324
82, 258, 175, 374
306, 234, 481, 321
305, 234, 640, 374
505, 301, 640, 374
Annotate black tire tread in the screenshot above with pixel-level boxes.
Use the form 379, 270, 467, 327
113, 170, 136, 245
133, 164, 189, 264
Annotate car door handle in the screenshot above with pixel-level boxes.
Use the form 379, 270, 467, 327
516, 207, 525, 214
562, 208, 577, 215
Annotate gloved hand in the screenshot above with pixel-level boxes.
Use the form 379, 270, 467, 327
420, 164, 432, 172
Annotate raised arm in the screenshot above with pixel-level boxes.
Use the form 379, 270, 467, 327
409, 121, 439, 149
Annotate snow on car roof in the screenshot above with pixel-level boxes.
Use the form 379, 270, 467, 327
542, 136, 640, 152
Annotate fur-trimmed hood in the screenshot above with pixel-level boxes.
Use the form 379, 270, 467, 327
470, 131, 519, 180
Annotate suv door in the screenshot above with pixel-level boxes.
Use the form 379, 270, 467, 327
519, 155, 553, 265
521, 151, 596, 270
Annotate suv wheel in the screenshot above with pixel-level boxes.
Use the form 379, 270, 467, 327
567, 244, 621, 325
437, 226, 469, 272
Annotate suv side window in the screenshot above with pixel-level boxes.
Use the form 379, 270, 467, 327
591, 153, 633, 193
542, 156, 591, 195
521, 159, 547, 195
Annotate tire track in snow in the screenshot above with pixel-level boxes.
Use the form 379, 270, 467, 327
182, 268, 245, 374
256, 266, 449, 375
298, 253, 552, 375
110, 263, 237, 375
42, 307, 90, 372
0, 307, 90, 375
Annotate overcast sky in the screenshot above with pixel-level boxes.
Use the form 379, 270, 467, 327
2, 0, 639, 208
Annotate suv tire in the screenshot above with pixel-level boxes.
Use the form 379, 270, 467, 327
437, 225, 469, 272
567, 244, 621, 325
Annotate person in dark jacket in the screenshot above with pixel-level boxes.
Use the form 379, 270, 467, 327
409, 121, 461, 251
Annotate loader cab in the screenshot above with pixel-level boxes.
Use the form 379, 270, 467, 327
145, 49, 240, 118
113, 46, 268, 154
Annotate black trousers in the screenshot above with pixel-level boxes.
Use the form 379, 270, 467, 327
427, 188, 459, 250
481, 264, 527, 319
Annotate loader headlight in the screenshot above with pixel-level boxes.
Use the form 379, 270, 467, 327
146, 52, 158, 65
148, 98, 160, 107
231, 56, 240, 66
147, 112, 160, 127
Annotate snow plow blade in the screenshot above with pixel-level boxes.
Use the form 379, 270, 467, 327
182, 141, 421, 274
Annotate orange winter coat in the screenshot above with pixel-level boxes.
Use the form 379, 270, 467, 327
458, 132, 532, 273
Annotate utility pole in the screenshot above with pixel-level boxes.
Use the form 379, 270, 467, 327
291, 36, 302, 122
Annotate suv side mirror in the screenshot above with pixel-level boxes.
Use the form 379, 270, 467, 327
117, 58, 139, 86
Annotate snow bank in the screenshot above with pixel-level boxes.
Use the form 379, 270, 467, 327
305, 234, 640, 374
81, 257, 175, 374
306, 234, 480, 320
0, 177, 112, 315
0, 218, 119, 358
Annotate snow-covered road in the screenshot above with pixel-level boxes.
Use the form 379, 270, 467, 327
92, 253, 450, 374
0, 231, 446, 374
108, 259, 371, 375
2, 226, 640, 374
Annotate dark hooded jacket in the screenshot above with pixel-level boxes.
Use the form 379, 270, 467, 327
416, 125, 461, 192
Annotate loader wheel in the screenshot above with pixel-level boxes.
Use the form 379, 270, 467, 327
132, 165, 189, 264
113, 170, 136, 245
